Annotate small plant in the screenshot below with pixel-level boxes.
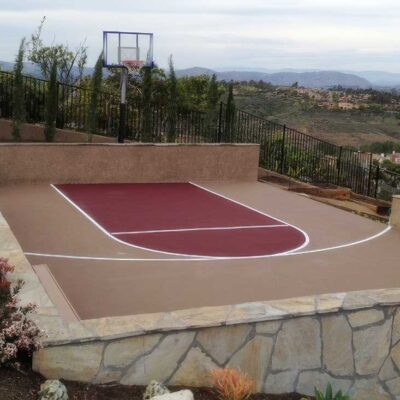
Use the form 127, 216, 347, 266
0, 257, 43, 368
301, 383, 351, 400
211, 367, 254, 400
11, 38, 26, 141
44, 59, 58, 142
87, 52, 103, 143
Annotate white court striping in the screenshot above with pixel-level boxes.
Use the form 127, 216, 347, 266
189, 181, 310, 254
51, 184, 209, 259
24, 225, 392, 262
50, 182, 308, 258
112, 224, 288, 235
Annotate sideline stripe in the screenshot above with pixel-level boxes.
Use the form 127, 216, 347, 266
112, 224, 288, 235
24, 225, 391, 262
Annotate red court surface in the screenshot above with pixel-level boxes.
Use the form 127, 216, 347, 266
54, 183, 308, 257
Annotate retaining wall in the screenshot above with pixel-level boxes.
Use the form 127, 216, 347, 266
1, 211, 400, 399
0, 143, 259, 184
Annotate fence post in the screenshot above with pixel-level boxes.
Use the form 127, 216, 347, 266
374, 163, 380, 198
55, 82, 60, 128
366, 153, 373, 197
280, 125, 286, 174
336, 146, 342, 186
217, 102, 223, 142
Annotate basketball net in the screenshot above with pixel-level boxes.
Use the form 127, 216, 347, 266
122, 60, 145, 94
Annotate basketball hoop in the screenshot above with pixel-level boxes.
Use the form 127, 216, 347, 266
122, 60, 145, 76
103, 31, 154, 143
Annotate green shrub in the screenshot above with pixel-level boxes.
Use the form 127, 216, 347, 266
11, 38, 26, 141
301, 383, 351, 400
87, 52, 103, 142
44, 59, 58, 142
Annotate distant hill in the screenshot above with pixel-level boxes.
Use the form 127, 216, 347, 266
0, 61, 94, 79
176, 67, 372, 89
351, 71, 400, 87
0, 61, 380, 89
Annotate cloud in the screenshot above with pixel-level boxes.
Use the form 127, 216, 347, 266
0, 0, 399, 72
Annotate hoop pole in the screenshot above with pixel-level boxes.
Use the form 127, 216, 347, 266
118, 69, 128, 143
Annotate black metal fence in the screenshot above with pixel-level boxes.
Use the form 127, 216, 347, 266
218, 103, 400, 200
1, 70, 399, 200
0, 70, 121, 136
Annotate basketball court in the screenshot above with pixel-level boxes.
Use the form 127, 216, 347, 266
0, 180, 398, 321
0, 31, 399, 325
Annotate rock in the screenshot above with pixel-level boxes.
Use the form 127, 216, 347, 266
272, 317, 321, 370
391, 341, 400, 369
143, 381, 170, 400
120, 331, 195, 385
104, 333, 162, 369
38, 380, 68, 400
322, 314, 353, 376
385, 377, 400, 397
379, 357, 397, 381
392, 309, 400, 345
349, 379, 391, 400
353, 319, 391, 375
196, 324, 251, 364
296, 371, 352, 397
264, 371, 298, 394
152, 390, 194, 400
256, 320, 282, 335
33, 343, 103, 382
227, 336, 273, 391
348, 309, 385, 328
169, 347, 218, 387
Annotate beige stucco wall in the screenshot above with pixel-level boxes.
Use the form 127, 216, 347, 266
0, 143, 259, 184
0, 119, 114, 143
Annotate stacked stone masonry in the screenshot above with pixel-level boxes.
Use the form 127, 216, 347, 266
33, 307, 400, 400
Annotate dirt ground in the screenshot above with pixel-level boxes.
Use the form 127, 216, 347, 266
0, 367, 310, 400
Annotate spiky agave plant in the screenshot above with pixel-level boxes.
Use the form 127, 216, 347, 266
301, 383, 352, 400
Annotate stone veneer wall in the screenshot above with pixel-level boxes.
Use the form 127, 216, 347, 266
1, 211, 400, 399
33, 305, 400, 400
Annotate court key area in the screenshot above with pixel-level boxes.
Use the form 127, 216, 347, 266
53, 182, 308, 258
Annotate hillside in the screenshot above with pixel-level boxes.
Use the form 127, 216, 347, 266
233, 84, 400, 148
176, 67, 372, 89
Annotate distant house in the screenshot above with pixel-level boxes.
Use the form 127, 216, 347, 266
390, 151, 400, 165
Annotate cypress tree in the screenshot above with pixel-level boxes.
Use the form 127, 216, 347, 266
87, 53, 103, 142
167, 55, 178, 143
141, 66, 153, 142
44, 59, 58, 142
207, 73, 219, 140
11, 38, 26, 141
224, 83, 236, 142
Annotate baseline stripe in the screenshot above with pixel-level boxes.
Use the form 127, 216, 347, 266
111, 224, 288, 235
23, 224, 392, 262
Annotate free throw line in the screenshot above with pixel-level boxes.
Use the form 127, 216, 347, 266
111, 224, 288, 235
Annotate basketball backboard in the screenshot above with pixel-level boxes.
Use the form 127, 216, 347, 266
103, 31, 154, 69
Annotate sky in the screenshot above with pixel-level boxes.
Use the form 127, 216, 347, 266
1, 0, 400, 72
